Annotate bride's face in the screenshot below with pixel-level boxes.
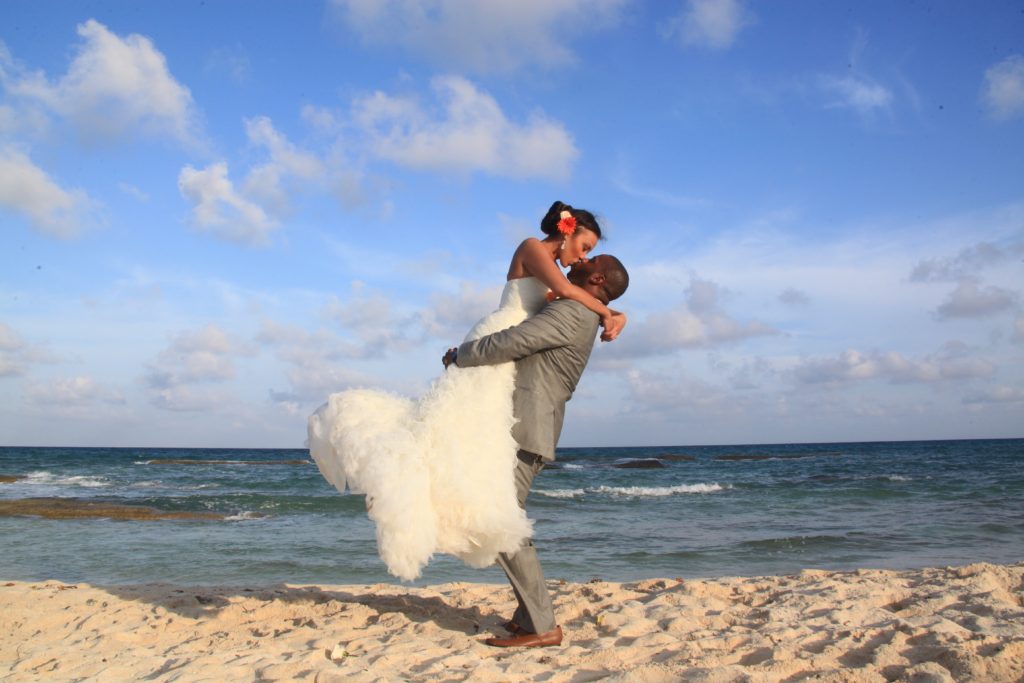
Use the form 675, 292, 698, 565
558, 227, 598, 268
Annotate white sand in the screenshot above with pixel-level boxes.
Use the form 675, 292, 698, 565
2, 562, 1022, 682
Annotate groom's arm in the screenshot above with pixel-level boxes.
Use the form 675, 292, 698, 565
453, 300, 594, 368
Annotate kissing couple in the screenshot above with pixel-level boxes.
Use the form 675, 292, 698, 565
309, 200, 629, 647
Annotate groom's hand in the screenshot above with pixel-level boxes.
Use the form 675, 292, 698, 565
442, 347, 458, 369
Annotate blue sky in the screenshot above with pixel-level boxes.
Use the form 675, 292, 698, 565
1, 1, 1022, 448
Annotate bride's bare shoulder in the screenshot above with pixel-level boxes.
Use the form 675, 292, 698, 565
507, 238, 544, 278
513, 237, 547, 258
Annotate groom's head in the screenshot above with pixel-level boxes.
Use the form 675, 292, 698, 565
568, 254, 629, 305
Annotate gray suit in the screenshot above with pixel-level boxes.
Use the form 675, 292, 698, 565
457, 298, 600, 461
456, 298, 600, 633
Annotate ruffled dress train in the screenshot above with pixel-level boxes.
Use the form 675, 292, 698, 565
307, 277, 550, 580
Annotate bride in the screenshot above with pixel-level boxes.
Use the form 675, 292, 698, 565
308, 201, 625, 580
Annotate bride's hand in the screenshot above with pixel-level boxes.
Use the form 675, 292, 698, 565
600, 311, 626, 342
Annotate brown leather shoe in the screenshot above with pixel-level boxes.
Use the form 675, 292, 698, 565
502, 620, 526, 635
485, 625, 562, 648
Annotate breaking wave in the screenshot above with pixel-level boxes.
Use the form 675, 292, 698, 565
23, 471, 110, 488
537, 482, 728, 499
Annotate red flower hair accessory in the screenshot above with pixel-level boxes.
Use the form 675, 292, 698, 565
557, 210, 576, 236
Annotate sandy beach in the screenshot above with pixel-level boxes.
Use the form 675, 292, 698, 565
2, 562, 1022, 682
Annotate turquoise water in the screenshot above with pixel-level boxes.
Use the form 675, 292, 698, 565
1, 439, 1022, 585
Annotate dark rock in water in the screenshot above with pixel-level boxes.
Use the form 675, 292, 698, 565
613, 458, 665, 469
543, 462, 563, 470
0, 497, 224, 521
658, 454, 696, 462
0, 475, 24, 483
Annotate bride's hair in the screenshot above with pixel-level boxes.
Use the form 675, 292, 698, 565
540, 200, 603, 240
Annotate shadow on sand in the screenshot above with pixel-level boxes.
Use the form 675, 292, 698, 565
98, 582, 494, 635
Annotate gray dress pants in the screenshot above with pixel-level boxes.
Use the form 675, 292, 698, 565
495, 450, 556, 634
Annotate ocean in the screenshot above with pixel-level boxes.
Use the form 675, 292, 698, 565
1, 439, 1021, 586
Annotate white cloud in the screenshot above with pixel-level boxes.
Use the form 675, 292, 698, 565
0, 324, 21, 353
0, 323, 29, 377
257, 320, 353, 363
24, 376, 124, 407
254, 278, 489, 410
0, 145, 99, 238
819, 74, 893, 115
0, 322, 58, 377
0, 104, 16, 136
204, 44, 251, 84
418, 282, 504, 341
143, 324, 254, 410
179, 116, 372, 236
963, 386, 1024, 405
935, 281, 1018, 319
242, 116, 325, 214
248, 120, 320, 174
256, 319, 382, 405
330, 168, 376, 210
910, 241, 1022, 283
621, 276, 777, 355
353, 76, 578, 181
791, 347, 995, 386
147, 385, 238, 413
1013, 316, 1024, 344
0, 97, 50, 139
117, 182, 150, 202
726, 357, 774, 390
686, 312, 773, 349
329, 0, 624, 74
274, 365, 373, 410
301, 105, 341, 134
982, 55, 1024, 121
178, 162, 276, 246
908, 240, 1022, 320
174, 85, 572, 227
622, 366, 752, 420
148, 341, 232, 385
322, 283, 413, 357
275, 275, 502, 360
778, 288, 810, 306
610, 171, 710, 210
2, 19, 199, 145
662, 0, 753, 50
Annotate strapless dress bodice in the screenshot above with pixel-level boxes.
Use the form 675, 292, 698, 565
498, 277, 549, 316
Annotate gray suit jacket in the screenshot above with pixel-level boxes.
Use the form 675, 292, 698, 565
455, 299, 600, 461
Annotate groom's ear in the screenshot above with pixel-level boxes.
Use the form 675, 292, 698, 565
588, 272, 606, 286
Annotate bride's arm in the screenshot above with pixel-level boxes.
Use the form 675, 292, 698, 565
603, 309, 627, 342
516, 238, 625, 341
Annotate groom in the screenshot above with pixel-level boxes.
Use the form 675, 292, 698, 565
443, 254, 629, 648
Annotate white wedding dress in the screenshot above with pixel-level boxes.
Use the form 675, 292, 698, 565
307, 277, 551, 581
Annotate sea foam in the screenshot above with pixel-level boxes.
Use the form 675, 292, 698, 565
595, 483, 727, 497
538, 482, 727, 499
224, 511, 265, 521
24, 471, 110, 488
537, 488, 586, 499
